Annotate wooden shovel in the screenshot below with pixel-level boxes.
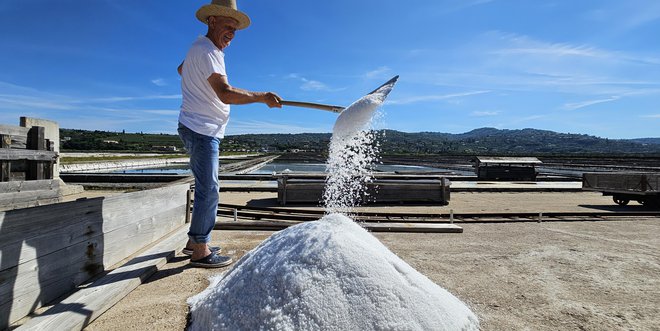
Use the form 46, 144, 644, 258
280, 100, 345, 113
281, 75, 399, 114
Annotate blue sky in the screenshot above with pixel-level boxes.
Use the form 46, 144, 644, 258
1, 0, 659, 139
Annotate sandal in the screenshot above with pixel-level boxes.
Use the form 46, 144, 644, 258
182, 245, 221, 256
189, 253, 233, 268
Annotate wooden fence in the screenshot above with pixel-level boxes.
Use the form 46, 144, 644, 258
0, 182, 191, 329
0, 122, 57, 182
0, 118, 65, 211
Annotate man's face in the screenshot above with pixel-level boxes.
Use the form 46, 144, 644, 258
208, 16, 239, 50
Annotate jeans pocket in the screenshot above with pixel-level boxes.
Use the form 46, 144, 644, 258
177, 123, 193, 153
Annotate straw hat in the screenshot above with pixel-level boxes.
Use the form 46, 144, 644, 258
196, 0, 251, 30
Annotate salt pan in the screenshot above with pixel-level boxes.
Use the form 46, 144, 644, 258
188, 213, 479, 331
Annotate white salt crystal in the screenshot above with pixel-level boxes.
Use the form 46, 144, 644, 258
323, 82, 393, 213
188, 214, 479, 331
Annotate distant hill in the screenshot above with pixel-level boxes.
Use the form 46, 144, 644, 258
376, 128, 660, 155
630, 138, 660, 145
59, 127, 660, 155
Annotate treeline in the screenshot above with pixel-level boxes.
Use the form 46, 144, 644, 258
60, 127, 660, 156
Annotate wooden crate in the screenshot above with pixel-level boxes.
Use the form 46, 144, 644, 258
582, 172, 659, 194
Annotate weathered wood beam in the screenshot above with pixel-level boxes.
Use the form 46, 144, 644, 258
0, 183, 189, 328
15, 224, 188, 331
0, 135, 9, 181
0, 150, 57, 161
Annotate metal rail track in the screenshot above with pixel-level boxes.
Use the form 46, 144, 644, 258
216, 203, 660, 224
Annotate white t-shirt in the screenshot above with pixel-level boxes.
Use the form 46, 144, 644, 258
179, 36, 230, 138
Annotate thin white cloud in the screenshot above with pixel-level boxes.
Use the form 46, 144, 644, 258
0, 95, 78, 110
151, 78, 167, 87
640, 114, 660, 118
470, 110, 500, 117
563, 96, 620, 111
143, 110, 179, 116
387, 90, 490, 105
490, 32, 610, 59
300, 79, 329, 91
284, 73, 342, 92
227, 120, 329, 135
364, 66, 391, 79
587, 1, 660, 33
87, 94, 181, 103
493, 32, 660, 65
440, 0, 496, 13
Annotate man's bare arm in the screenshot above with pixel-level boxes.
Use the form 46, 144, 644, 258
208, 73, 281, 108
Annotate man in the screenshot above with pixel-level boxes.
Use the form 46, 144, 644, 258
178, 0, 282, 268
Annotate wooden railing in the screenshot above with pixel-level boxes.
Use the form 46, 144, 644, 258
0, 123, 57, 182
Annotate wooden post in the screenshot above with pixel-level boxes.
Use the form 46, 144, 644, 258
0, 134, 10, 182
185, 188, 192, 223
26, 126, 46, 180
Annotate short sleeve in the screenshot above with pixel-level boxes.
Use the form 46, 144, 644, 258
201, 50, 226, 79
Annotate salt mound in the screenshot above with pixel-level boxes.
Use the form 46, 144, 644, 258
188, 214, 479, 331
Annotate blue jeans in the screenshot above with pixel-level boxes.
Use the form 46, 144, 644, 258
178, 123, 220, 244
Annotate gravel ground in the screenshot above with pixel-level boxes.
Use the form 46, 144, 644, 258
84, 192, 660, 330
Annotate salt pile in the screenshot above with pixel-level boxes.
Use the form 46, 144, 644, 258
187, 213, 479, 331
188, 76, 479, 330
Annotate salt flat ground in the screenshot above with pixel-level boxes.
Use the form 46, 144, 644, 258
84, 192, 660, 330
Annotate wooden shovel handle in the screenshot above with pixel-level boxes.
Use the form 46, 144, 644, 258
281, 100, 344, 113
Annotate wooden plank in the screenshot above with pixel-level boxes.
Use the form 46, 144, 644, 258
26, 126, 46, 180
0, 202, 185, 272
279, 179, 450, 205
15, 224, 188, 331
1, 135, 10, 182
0, 189, 61, 208
0, 183, 188, 235
0, 184, 189, 327
0, 184, 189, 271
0, 205, 185, 305
0, 125, 28, 137
215, 220, 463, 233
10, 136, 27, 149
0, 149, 57, 161
0, 179, 61, 193
0, 205, 186, 327
362, 222, 463, 233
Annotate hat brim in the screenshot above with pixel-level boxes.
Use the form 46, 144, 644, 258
196, 5, 251, 30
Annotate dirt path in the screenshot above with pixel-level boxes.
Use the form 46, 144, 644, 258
84, 193, 660, 330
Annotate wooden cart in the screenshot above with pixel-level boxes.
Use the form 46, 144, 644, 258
582, 172, 660, 207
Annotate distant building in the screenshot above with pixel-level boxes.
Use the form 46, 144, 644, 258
152, 145, 178, 151
102, 140, 119, 144
472, 156, 542, 181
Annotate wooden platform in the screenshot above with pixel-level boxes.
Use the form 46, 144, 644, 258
216, 219, 463, 233
277, 176, 451, 205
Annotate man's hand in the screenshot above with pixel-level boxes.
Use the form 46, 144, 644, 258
262, 92, 282, 108
208, 73, 282, 108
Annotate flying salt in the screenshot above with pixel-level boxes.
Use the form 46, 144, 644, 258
323, 77, 396, 213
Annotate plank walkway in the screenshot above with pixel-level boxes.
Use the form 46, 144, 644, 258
16, 225, 188, 331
